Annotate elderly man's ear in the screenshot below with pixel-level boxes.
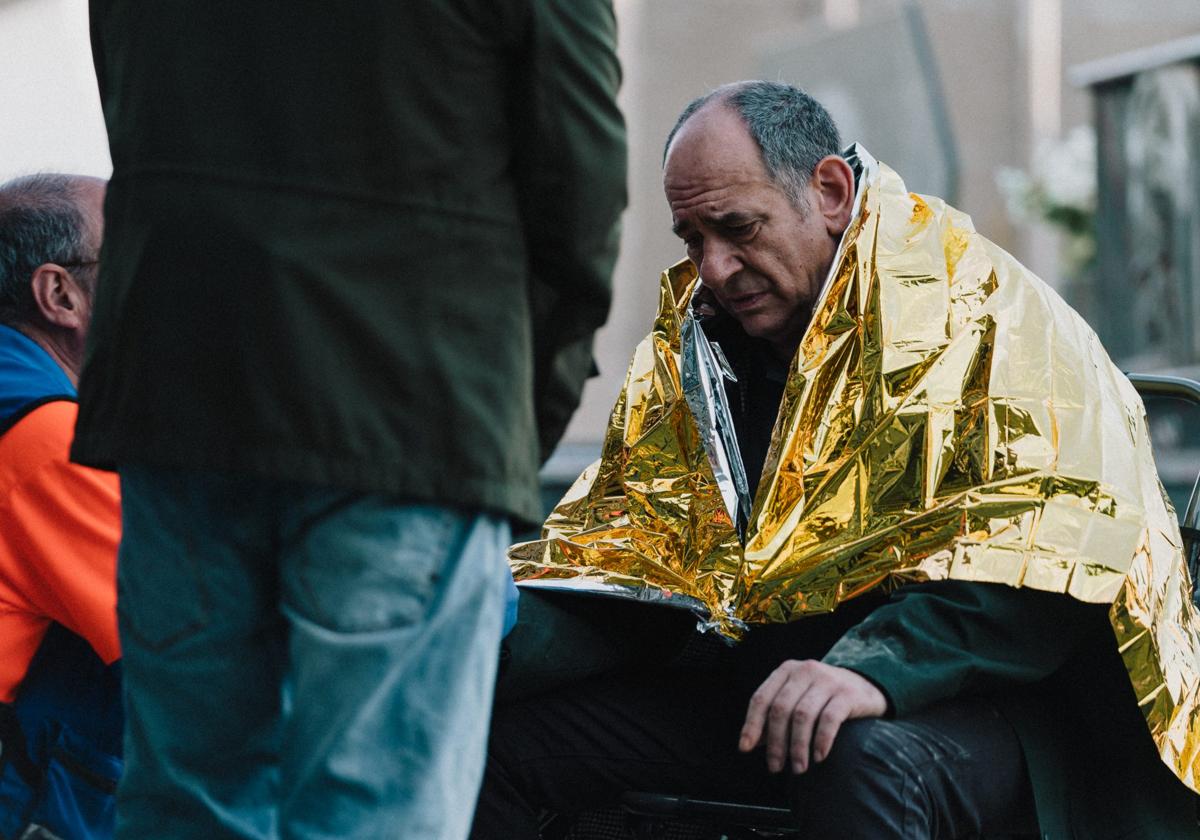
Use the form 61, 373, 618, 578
811, 155, 856, 237
30, 263, 90, 331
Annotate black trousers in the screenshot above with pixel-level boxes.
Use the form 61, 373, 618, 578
469, 591, 1039, 840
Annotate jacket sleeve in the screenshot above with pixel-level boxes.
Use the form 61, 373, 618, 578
822, 580, 1109, 718
513, 0, 627, 461
0, 403, 121, 667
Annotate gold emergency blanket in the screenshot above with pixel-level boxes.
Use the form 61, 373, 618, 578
510, 148, 1200, 790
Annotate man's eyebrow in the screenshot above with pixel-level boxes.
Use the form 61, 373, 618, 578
711, 211, 757, 227
672, 211, 758, 238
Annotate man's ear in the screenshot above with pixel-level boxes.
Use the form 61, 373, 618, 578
29, 263, 87, 330
811, 155, 856, 237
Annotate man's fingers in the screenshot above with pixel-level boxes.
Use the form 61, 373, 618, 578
763, 676, 813, 773
741, 660, 889, 774
786, 684, 832, 774
810, 695, 852, 766
740, 666, 790, 752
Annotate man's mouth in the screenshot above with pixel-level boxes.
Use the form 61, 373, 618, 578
725, 291, 768, 312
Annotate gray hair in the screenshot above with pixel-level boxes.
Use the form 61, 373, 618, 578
0, 174, 94, 328
664, 81, 842, 210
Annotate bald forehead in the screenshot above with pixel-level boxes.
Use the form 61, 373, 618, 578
665, 102, 759, 168
662, 104, 775, 212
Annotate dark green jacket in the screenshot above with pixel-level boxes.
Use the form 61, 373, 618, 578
74, 0, 626, 525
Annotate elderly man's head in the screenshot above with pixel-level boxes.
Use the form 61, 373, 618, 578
663, 81, 855, 358
0, 174, 107, 382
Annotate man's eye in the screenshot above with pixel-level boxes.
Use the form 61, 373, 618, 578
684, 236, 702, 255
727, 222, 757, 238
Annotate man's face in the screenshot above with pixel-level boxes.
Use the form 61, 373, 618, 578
71, 177, 107, 334
664, 105, 838, 357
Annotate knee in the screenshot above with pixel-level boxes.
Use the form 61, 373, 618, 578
809, 717, 899, 786
789, 718, 909, 828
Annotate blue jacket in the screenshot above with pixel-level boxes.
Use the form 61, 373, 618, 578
0, 325, 122, 840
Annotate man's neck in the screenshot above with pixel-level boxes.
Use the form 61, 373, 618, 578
769, 338, 798, 363
769, 316, 810, 362
13, 323, 80, 386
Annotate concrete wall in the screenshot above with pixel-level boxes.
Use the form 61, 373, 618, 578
0, 0, 110, 180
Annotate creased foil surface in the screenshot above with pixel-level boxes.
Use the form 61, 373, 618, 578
509, 147, 1200, 790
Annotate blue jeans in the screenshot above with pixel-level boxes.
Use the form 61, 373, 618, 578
114, 465, 512, 840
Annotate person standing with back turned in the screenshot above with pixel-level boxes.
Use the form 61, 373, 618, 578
75, 2, 626, 838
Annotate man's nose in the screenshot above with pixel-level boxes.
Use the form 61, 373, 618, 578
699, 238, 740, 287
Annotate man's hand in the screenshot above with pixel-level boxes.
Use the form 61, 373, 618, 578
739, 659, 887, 774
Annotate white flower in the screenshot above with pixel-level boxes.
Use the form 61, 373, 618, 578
993, 125, 1098, 274
1034, 125, 1097, 210
996, 166, 1036, 224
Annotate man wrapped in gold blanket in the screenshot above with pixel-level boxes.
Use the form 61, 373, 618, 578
471, 82, 1200, 839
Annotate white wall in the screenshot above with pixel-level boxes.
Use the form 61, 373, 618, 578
0, 0, 110, 181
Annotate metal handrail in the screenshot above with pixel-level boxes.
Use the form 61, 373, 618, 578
1126, 372, 1200, 535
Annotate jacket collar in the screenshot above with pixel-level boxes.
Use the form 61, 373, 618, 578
0, 324, 76, 428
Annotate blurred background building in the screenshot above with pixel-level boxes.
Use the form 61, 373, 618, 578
2, 0, 1199, 509
0, 0, 107, 177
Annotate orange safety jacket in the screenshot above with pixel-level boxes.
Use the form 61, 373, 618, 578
0, 399, 121, 704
